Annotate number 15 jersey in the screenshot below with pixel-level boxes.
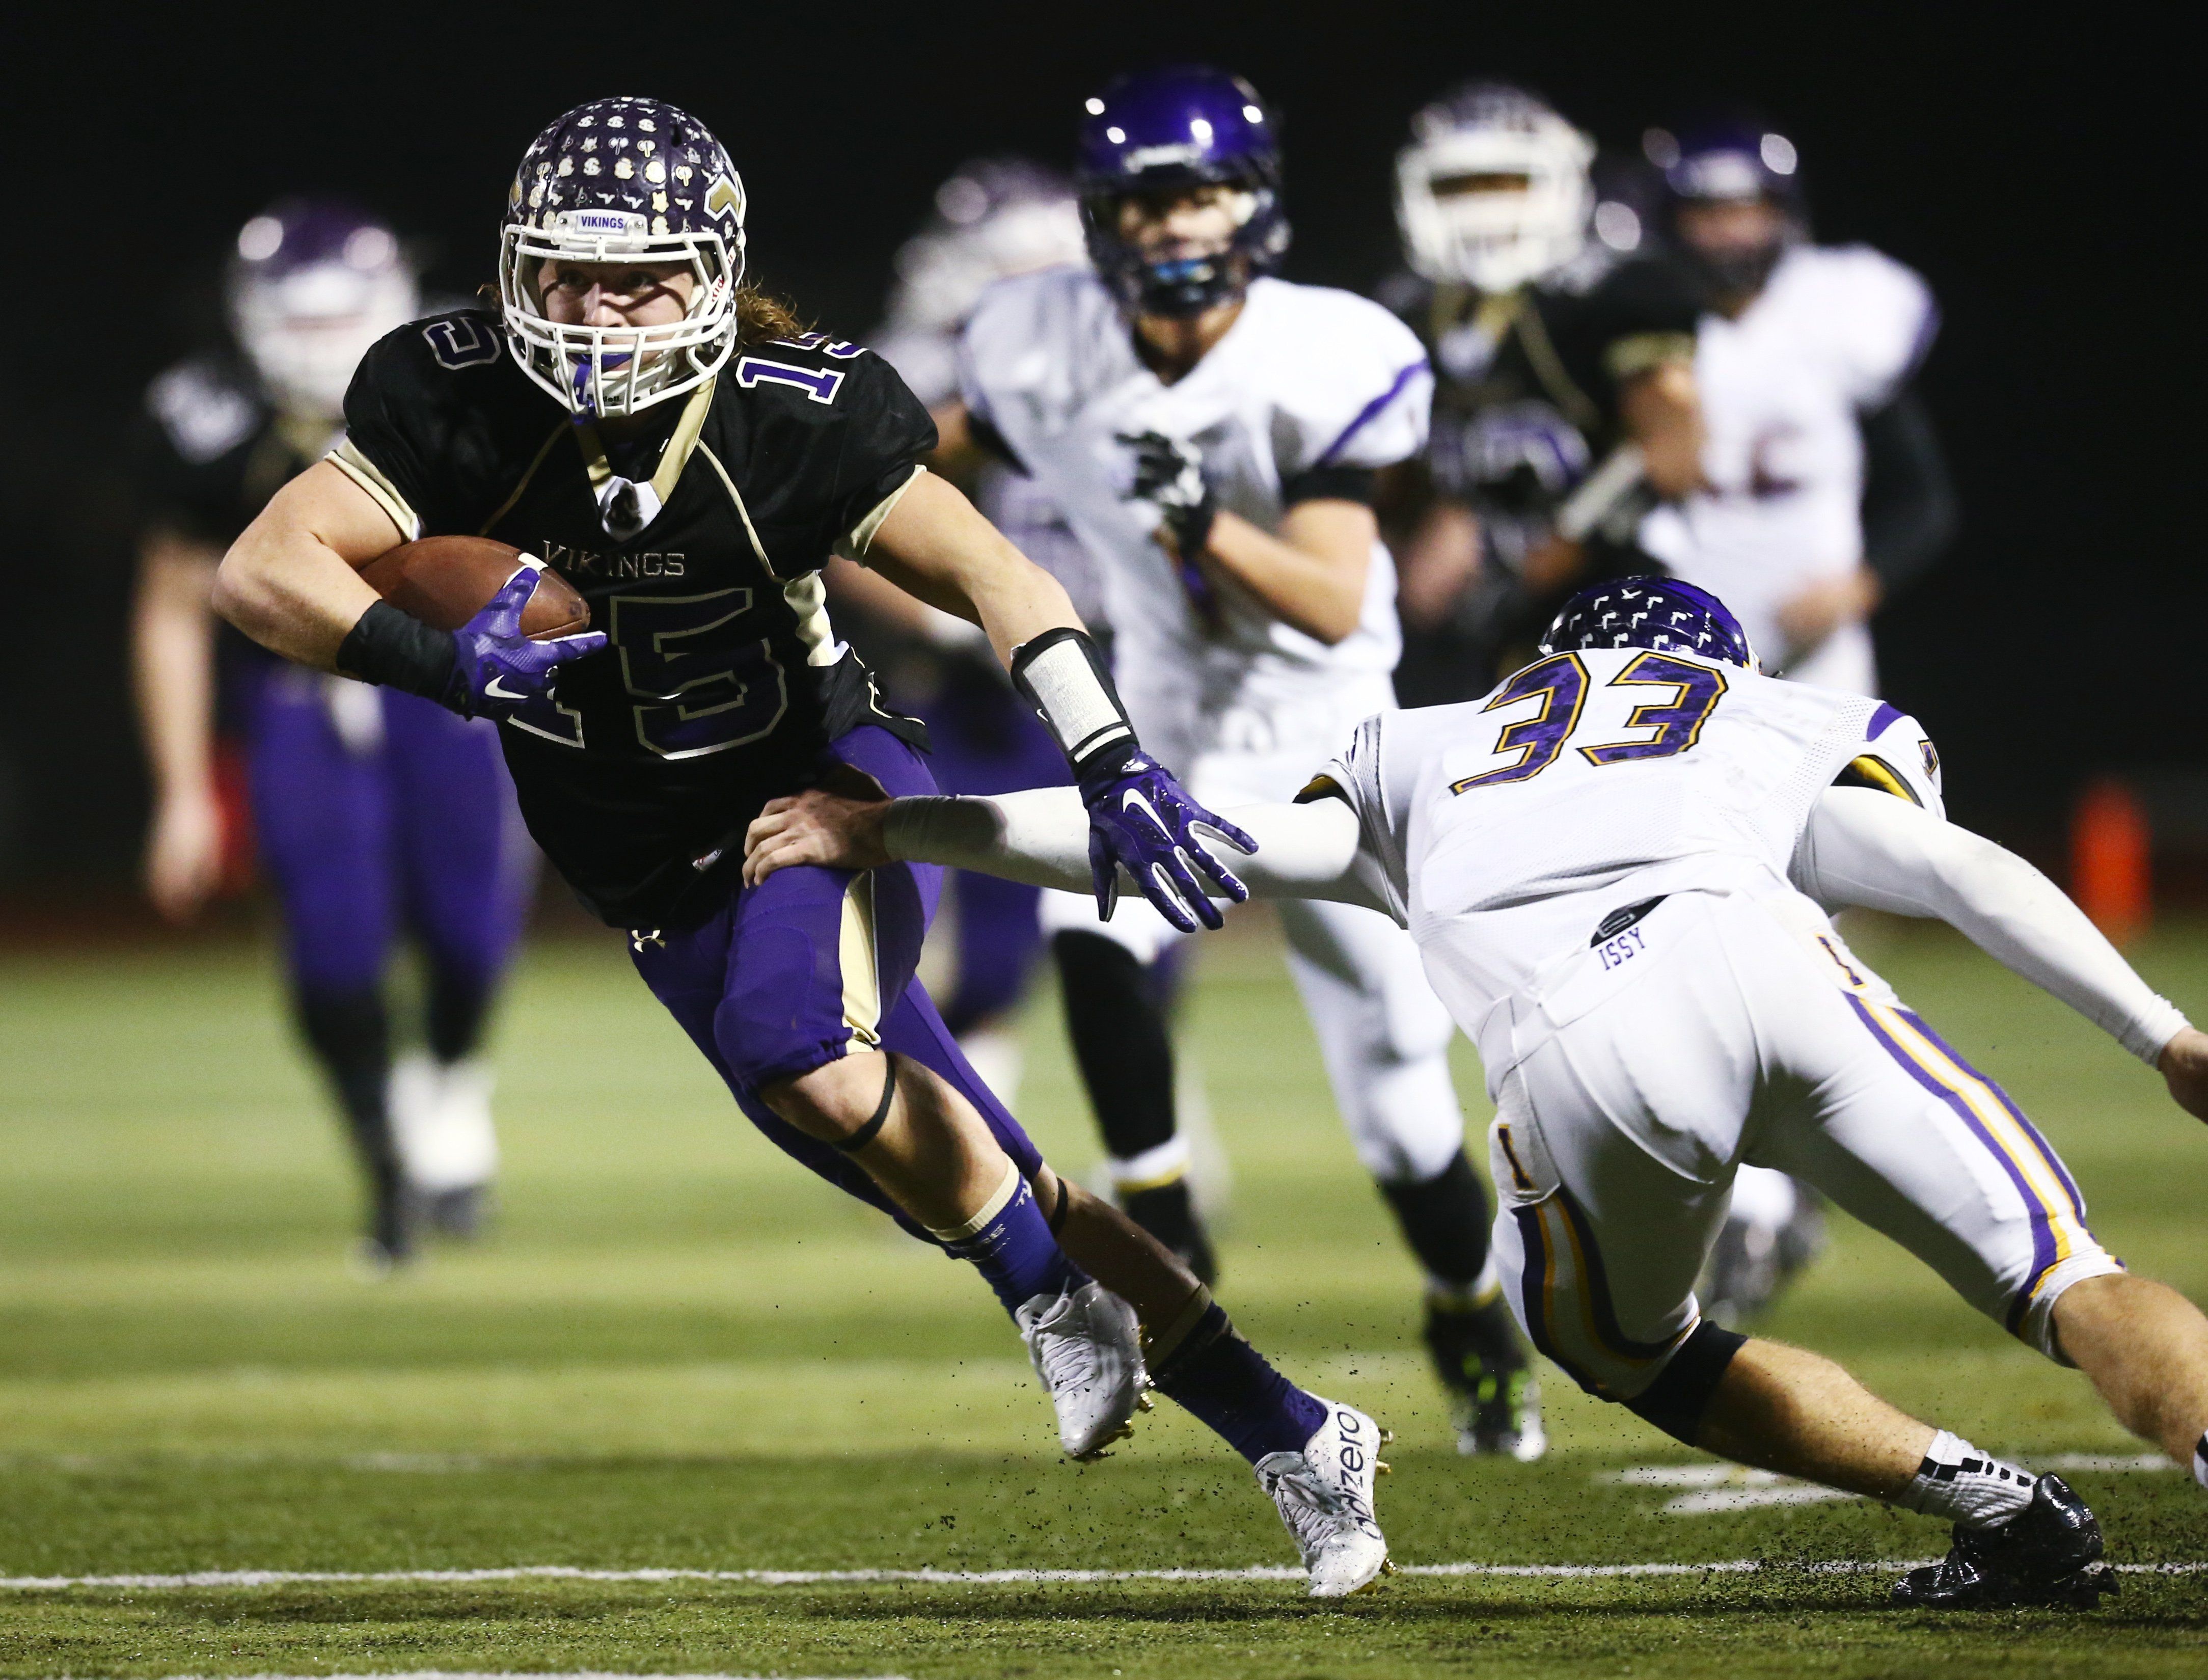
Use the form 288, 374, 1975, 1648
1315, 644, 1942, 1033
334, 309, 935, 929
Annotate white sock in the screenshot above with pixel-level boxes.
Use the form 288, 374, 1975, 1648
1898, 1430, 2036, 1528
2192, 1431, 2206, 1494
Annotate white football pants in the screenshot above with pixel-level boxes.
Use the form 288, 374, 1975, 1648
1040, 743, 1467, 1186
1462, 888, 2118, 1401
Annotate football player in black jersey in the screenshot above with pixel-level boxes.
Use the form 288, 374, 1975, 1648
1380, 83, 1707, 706
211, 98, 1392, 1593
133, 199, 529, 1267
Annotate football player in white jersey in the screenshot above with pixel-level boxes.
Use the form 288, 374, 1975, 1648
1638, 118, 1958, 695
1635, 117, 1961, 1322
958, 66, 1542, 1457
749, 577, 2208, 1610
834, 158, 1095, 1105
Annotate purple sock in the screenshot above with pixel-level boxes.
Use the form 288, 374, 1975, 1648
1151, 1302, 1327, 1464
930, 1167, 1085, 1317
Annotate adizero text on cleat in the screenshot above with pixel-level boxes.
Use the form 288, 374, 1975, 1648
1891, 1475, 2119, 1610
1016, 1280, 1148, 1460
1255, 1397, 1389, 1597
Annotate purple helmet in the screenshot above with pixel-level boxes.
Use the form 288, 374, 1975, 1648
498, 96, 747, 418
1539, 577, 1758, 670
1075, 66, 1288, 317
229, 197, 418, 420
1644, 116, 1805, 297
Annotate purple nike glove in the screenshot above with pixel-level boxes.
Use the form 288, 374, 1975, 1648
444, 563, 607, 720
1078, 748, 1258, 932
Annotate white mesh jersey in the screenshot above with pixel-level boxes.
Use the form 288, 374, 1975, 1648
1639, 245, 1937, 668
1317, 646, 1942, 1046
960, 267, 1433, 764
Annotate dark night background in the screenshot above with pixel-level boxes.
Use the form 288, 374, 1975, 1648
0, 1, 2187, 896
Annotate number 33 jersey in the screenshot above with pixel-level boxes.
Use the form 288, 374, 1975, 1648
1314, 644, 1942, 1029
333, 309, 935, 929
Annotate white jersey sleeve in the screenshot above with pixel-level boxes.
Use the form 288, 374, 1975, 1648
1819, 245, 1938, 408
1265, 287, 1434, 478
1309, 712, 1412, 925
1838, 702, 1946, 819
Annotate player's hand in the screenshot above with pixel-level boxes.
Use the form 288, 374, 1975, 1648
1776, 568, 1882, 662
2157, 1027, 2208, 1123
744, 789, 894, 886
1119, 430, 1221, 625
1077, 749, 1257, 933
143, 786, 224, 923
445, 562, 607, 719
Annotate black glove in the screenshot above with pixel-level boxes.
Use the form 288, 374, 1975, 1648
1119, 430, 1220, 626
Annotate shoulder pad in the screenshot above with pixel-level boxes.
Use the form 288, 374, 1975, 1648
1837, 703, 1945, 820
146, 359, 262, 465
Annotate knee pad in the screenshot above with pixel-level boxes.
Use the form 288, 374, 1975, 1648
1621, 1320, 1747, 1446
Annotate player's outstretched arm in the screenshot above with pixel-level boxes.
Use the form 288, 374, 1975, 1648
746, 788, 1379, 915
1794, 787, 2196, 1087
862, 471, 1258, 930
132, 531, 226, 922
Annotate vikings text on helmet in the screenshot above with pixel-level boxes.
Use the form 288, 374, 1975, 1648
497, 96, 747, 419
1074, 66, 1288, 319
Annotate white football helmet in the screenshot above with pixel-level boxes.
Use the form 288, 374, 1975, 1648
497, 97, 746, 418
230, 200, 419, 421
1395, 84, 1595, 293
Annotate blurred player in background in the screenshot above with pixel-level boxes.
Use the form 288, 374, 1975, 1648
961, 67, 1542, 1457
1638, 117, 1958, 1321
1640, 117, 1956, 693
1382, 83, 1706, 707
132, 199, 530, 1267
832, 159, 1093, 1103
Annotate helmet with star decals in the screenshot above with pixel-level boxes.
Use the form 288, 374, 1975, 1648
498, 96, 747, 418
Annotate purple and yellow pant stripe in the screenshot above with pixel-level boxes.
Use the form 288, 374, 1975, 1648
1843, 990, 2110, 1348
1511, 1179, 1696, 1400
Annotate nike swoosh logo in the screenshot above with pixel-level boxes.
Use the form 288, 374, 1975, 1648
484, 676, 528, 701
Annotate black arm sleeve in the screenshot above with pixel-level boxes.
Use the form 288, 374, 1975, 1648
1859, 388, 1958, 595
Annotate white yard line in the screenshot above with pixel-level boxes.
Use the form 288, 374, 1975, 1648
3, 1560, 2205, 1591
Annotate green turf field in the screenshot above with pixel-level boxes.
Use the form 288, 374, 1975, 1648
4, 910, 2206, 1677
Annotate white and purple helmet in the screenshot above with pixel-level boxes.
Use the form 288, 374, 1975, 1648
498, 96, 746, 418
1395, 84, 1594, 293
1540, 578, 1758, 670
229, 198, 418, 421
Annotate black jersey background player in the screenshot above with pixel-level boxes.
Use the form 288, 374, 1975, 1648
1380, 83, 1705, 705
132, 198, 527, 1266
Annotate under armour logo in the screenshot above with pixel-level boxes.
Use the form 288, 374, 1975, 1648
631, 928, 666, 951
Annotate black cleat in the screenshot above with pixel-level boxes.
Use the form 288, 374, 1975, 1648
1121, 1180, 1218, 1286
422, 1184, 491, 1240
1424, 1295, 1544, 1460
1892, 1475, 2120, 1610
1700, 1195, 1826, 1327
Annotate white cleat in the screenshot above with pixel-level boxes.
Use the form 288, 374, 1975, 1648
389, 1053, 500, 1236
1255, 1397, 1392, 1597
1016, 1280, 1149, 1460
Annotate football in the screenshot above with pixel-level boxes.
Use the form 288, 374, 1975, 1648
356, 536, 592, 640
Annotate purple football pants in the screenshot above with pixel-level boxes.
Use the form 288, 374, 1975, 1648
245, 667, 533, 998
920, 674, 1066, 1036
628, 725, 1045, 1240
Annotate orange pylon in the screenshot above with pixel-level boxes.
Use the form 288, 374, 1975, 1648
2071, 778, 2151, 946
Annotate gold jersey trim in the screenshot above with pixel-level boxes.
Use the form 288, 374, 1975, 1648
835, 464, 927, 563
325, 440, 422, 543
